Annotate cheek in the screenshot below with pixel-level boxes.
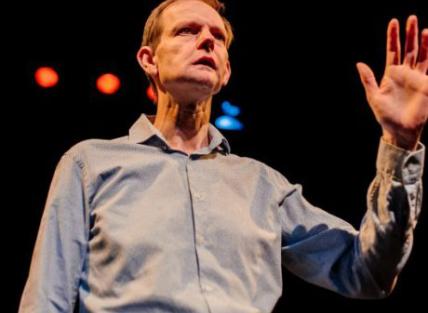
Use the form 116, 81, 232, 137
157, 45, 188, 73
218, 57, 230, 77
156, 54, 176, 78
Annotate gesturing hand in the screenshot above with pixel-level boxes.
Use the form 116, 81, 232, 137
357, 15, 428, 150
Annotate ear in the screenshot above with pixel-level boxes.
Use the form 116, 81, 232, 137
136, 46, 158, 77
222, 60, 231, 86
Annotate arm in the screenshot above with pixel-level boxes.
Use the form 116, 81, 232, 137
18, 153, 90, 313
359, 138, 424, 293
280, 15, 426, 298
279, 138, 424, 298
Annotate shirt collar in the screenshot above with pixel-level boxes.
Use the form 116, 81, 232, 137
128, 114, 231, 155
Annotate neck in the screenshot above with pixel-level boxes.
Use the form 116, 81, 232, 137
153, 92, 212, 155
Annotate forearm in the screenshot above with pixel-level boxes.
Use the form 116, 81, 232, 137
358, 138, 424, 294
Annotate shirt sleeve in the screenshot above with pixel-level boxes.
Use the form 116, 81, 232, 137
18, 153, 90, 313
279, 139, 424, 299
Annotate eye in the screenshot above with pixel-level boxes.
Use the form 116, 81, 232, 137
214, 32, 226, 42
177, 27, 197, 35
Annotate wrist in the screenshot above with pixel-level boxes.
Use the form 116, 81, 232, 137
382, 131, 419, 151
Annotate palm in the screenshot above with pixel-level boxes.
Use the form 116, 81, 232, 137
357, 16, 428, 150
374, 65, 427, 130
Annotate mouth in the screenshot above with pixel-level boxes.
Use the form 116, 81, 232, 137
193, 56, 217, 70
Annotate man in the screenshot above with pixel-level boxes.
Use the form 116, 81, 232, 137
19, 0, 427, 312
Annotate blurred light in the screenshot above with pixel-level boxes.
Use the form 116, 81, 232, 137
146, 85, 157, 103
34, 67, 59, 88
215, 115, 244, 131
96, 73, 121, 95
221, 101, 240, 117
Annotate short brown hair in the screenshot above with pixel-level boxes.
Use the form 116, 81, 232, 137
142, 0, 234, 52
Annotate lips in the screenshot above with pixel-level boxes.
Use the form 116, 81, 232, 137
193, 56, 217, 69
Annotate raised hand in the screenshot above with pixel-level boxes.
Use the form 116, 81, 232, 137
357, 15, 428, 150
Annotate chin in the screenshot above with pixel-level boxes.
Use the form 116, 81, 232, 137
168, 77, 218, 102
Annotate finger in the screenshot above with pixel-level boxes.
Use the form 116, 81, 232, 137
386, 18, 401, 67
403, 15, 419, 68
416, 29, 428, 74
356, 62, 379, 100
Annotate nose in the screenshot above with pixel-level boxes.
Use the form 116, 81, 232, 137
197, 28, 215, 52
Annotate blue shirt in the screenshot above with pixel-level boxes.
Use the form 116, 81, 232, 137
19, 114, 425, 313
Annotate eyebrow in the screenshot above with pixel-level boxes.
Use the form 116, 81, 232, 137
171, 21, 226, 38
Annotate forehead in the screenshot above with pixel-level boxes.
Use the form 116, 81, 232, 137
161, 0, 226, 32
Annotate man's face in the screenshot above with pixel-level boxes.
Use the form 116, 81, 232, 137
152, 0, 231, 101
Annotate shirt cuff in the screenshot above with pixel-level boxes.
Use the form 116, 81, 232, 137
376, 138, 425, 184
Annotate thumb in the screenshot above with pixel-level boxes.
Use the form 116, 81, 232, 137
356, 62, 379, 100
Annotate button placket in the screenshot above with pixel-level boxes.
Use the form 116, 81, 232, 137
187, 161, 215, 301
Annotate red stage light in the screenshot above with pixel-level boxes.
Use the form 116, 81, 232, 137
97, 73, 121, 95
35, 67, 59, 88
146, 85, 157, 103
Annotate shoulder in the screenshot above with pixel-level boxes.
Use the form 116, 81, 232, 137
66, 135, 128, 155
58, 135, 129, 166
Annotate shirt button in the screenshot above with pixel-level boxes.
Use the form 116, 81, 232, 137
196, 234, 205, 245
202, 285, 213, 292
194, 192, 206, 201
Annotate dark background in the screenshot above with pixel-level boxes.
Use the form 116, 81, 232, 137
9, 0, 427, 312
